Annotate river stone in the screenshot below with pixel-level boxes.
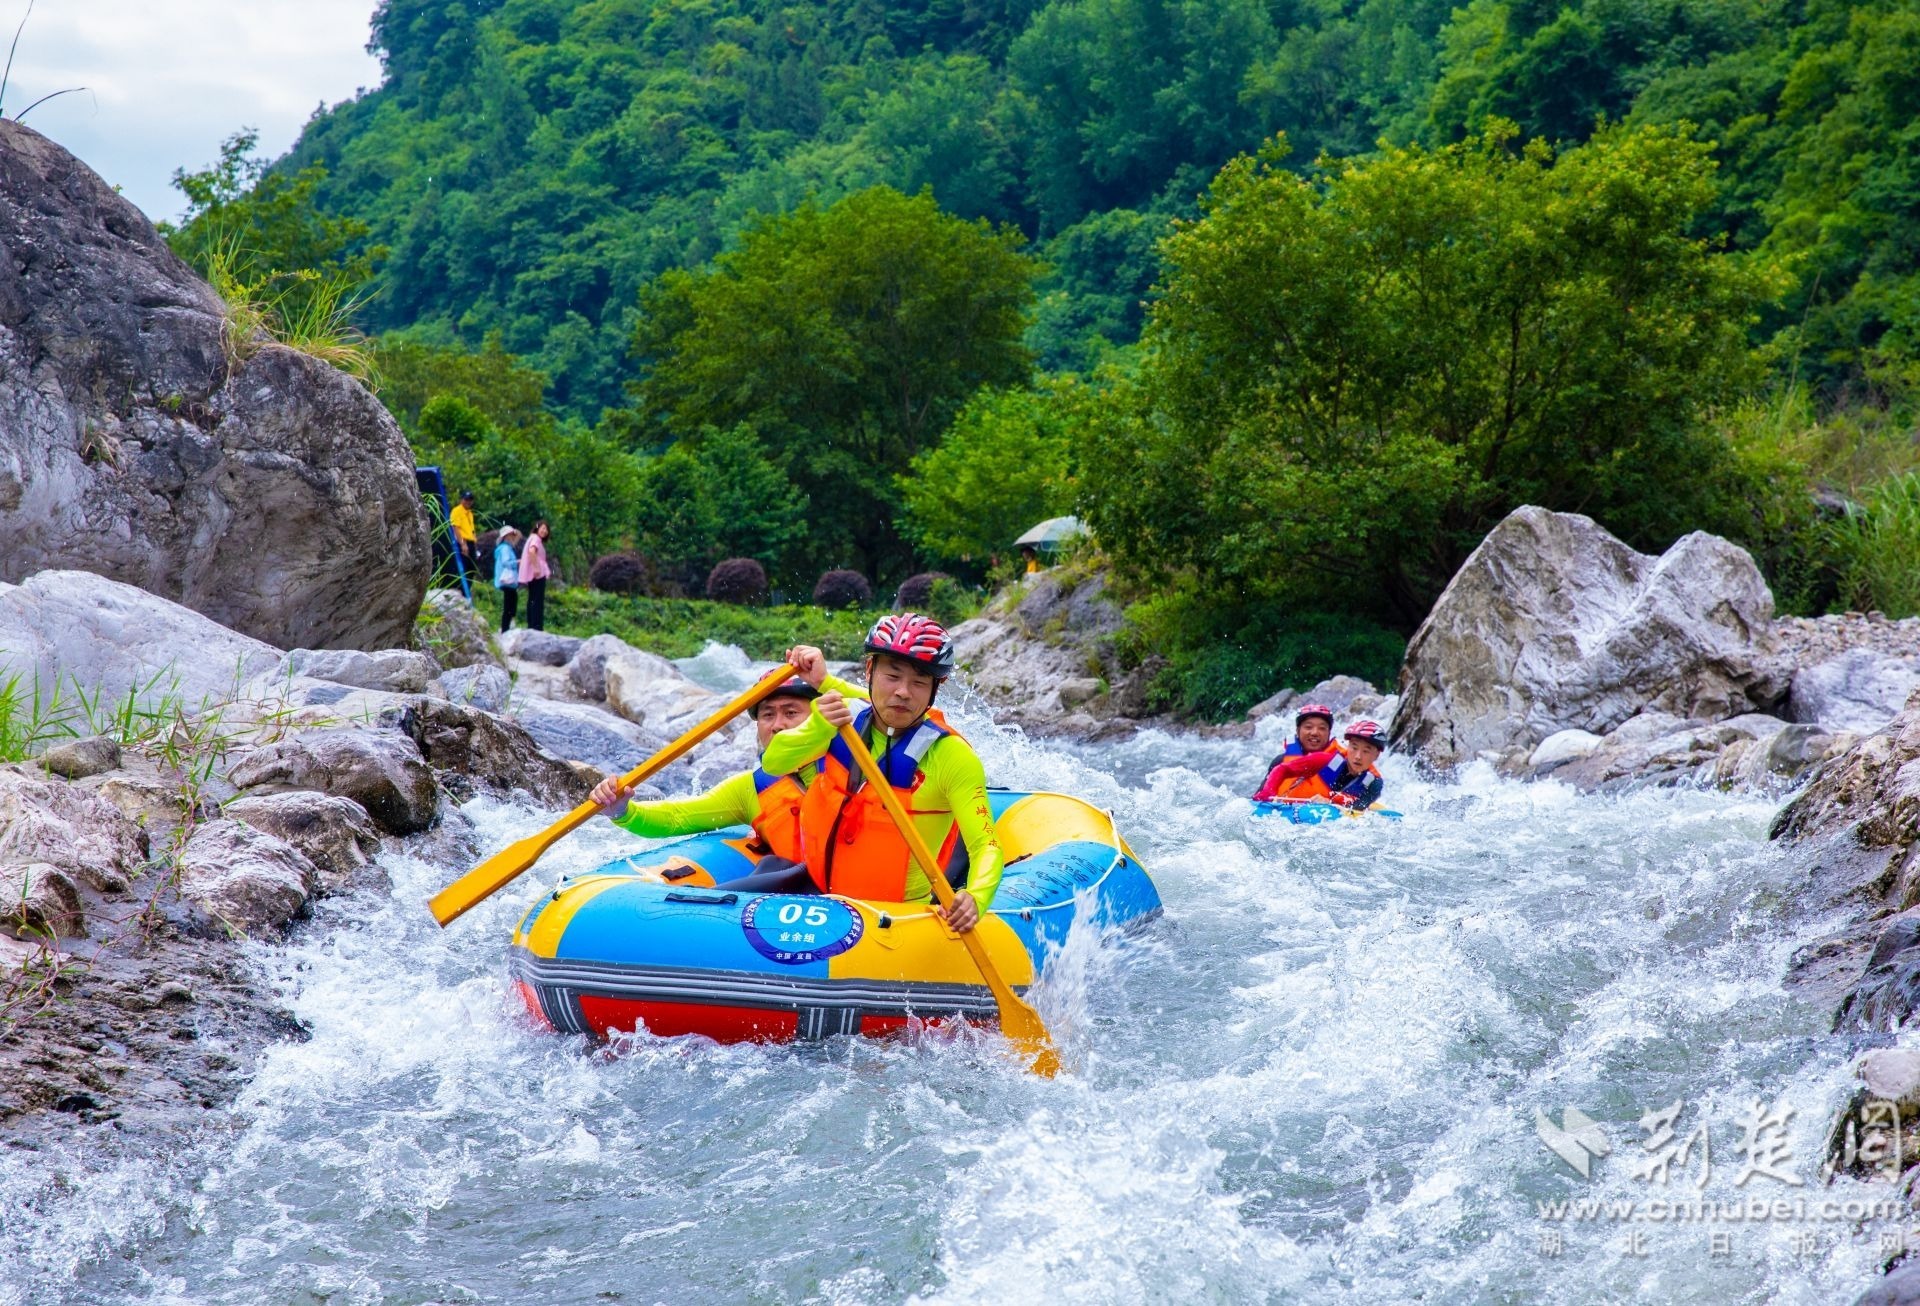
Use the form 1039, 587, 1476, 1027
227, 728, 440, 834
512, 698, 666, 774
40, 734, 121, 780
223, 791, 380, 894
567, 633, 650, 701
0, 122, 429, 649
1787, 650, 1920, 735
387, 699, 591, 807
1856, 1262, 1920, 1306
1246, 688, 1297, 721
0, 861, 84, 935
605, 654, 720, 734
1859, 1047, 1920, 1109
1528, 729, 1605, 772
1394, 507, 1788, 766
500, 628, 583, 666
0, 570, 284, 713
175, 819, 317, 935
1301, 676, 1378, 716
418, 588, 505, 671
284, 648, 439, 695
436, 663, 512, 714
0, 765, 146, 893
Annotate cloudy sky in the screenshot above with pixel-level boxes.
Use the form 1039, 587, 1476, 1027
4, 1, 382, 221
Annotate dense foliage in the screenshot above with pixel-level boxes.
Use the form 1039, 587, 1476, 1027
165, 0, 1920, 711
1083, 125, 1780, 628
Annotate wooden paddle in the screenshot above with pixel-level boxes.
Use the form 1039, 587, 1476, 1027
427, 663, 800, 927
834, 724, 1061, 1077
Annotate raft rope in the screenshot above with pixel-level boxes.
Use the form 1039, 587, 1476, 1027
829, 807, 1129, 927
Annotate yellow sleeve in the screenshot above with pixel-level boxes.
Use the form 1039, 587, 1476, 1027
610, 770, 758, 839
449, 504, 475, 540
916, 737, 1005, 913
759, 701, 837, 776
820, 673, 868, 701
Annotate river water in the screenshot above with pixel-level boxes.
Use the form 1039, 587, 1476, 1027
1, 649, 1904, 1304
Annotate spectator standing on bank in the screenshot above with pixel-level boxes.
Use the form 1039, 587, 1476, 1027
494, 526, 523, 633
449, 490, 481, 578
518, 520, 551, 631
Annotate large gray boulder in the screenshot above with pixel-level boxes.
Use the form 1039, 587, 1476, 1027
0, 120, 429, 650
605, 653, 722, 734
0, 570, 283, 711
388, 698, 591, 807
1394, 507, 1788, 766
227, 728, 440, 834
1787, 650, 1920, 735
175, 819, 316, 934
417, 589, 505, 671
1772, 696, 1920, 1030
500, 628, 583, 666
436, 663, 513, 714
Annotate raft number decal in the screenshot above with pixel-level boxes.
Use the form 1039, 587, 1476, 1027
741, 896, 864, 965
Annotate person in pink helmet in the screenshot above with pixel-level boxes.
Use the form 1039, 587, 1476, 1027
1254, 720, 1388, 809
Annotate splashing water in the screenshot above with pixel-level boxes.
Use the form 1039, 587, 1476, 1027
0, 662, 1899, 1304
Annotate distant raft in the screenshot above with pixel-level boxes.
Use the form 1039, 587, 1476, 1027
1253, 799, 1403, 824
511, 790, 1160, 1043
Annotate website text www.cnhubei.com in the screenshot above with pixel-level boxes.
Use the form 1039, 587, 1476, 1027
1537, 1196, 1906, 1223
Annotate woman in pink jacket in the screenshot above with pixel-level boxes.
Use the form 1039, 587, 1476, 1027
517, 520, 551, 630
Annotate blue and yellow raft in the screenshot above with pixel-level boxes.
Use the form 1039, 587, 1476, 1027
1254, 799, 1403, 824
511, 790, 1160, 1044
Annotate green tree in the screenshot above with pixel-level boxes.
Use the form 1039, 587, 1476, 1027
164, 130, 385, 333
899, 379, 1087, 571
375, 331, 551, 434
629, 423, 809, 583
1082, 124, 1781, 628
629, 185, 1038, 577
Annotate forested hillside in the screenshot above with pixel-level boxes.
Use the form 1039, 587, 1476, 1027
277, 0, 1917, 414
165, 0, 1920, 716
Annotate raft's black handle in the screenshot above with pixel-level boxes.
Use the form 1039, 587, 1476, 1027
664, 891, 738, 905
661, 864, 699, 882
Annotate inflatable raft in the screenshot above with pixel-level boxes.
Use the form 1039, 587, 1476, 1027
511, 790, 1159, 1043
1254, 799, 1403, 824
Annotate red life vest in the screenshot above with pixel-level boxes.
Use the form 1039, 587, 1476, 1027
1272, 744, 1382, 805
747, 766, 809, 863
794, 706, 964, 901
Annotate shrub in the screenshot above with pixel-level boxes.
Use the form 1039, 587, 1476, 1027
813, 569, 873, 609
1830, 472, 1920, 618
589, 551, 655, 595
707, 557, 769, 604
895, 572, 951, 609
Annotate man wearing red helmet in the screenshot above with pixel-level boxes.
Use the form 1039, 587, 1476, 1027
588, 647, 866, 864
1254, 720, 1388, 809
758, 611, 1005, 934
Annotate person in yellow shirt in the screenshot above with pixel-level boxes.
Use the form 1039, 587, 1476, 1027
758, 613, 1003, 934
448, 490, 480, 577
588, 647, 866, 870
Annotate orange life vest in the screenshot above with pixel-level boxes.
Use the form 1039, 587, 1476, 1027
794, 706, 964, 901
1270, 743, 1382, 804
747, 767, 810, 863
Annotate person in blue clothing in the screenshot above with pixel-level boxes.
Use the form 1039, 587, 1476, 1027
493, 526, 523, 633
1255, 721, 1387, 809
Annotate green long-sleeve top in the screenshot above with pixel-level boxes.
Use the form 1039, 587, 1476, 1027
609, 674, 864, 840
758, 701, 1006, 913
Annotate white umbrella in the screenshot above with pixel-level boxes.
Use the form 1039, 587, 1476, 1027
1013, 515, 1086, 549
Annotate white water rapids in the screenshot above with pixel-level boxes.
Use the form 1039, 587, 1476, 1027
1, 646, 1904, 1304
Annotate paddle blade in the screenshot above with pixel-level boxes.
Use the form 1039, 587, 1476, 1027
427, 825, 566, 926
999, 997, 1061, 1077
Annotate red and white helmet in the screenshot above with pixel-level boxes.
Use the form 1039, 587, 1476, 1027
864, 612, 955, 679
1295, 702, 1335, 726
1344, 720, 1385, 744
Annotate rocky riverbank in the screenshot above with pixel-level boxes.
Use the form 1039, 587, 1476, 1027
0, 572, 750, 1143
